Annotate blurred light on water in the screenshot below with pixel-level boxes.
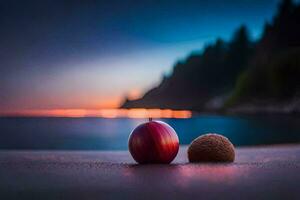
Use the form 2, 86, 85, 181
0, 109, 192, 119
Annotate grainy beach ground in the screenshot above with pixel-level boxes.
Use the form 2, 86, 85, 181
0, 145, 300, 200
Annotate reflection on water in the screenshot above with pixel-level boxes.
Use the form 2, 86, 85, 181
0, 115, 299, 150
1, 108, 192, 118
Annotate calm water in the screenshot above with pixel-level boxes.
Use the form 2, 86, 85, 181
0, 115, 300, 150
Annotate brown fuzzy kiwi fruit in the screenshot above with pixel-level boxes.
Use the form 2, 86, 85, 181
188, 133, 235, 162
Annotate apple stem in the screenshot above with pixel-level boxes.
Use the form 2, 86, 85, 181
149, 117, 153, 122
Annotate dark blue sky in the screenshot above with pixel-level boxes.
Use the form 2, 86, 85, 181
0, 0, 286, 112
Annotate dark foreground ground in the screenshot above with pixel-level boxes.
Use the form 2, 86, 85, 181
0, 145, 300, 200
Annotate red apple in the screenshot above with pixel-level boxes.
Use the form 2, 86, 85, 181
128, 119, 179, 164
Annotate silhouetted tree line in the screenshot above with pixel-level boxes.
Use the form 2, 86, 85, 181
122, 0, 300, 112
227, 0, 300, 106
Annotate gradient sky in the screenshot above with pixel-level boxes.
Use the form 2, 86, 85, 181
0, 0, 285, 112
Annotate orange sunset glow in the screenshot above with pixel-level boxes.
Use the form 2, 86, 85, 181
1, 109, 192, 119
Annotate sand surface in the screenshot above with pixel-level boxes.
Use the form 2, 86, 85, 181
0, 145, 300, 200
